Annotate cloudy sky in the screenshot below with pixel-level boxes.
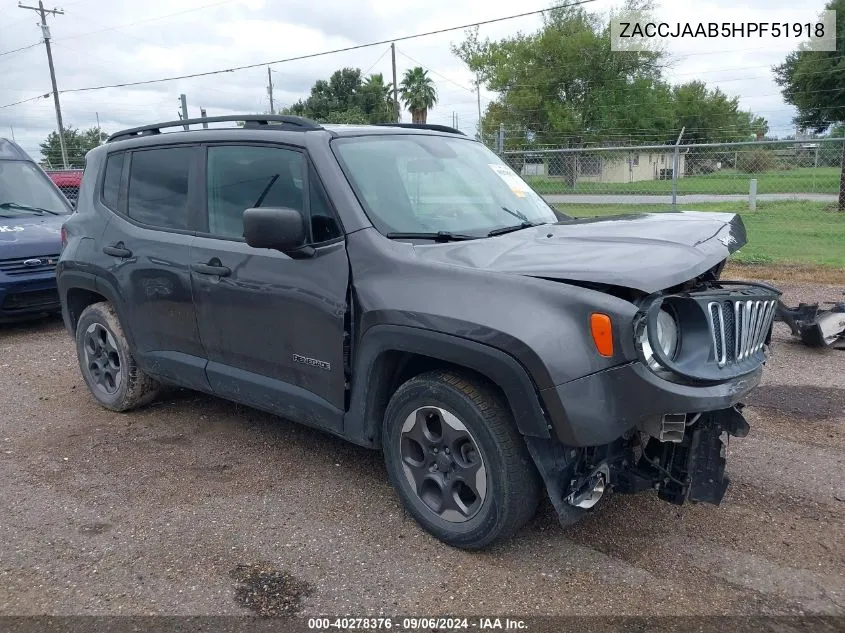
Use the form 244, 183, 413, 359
0, 0, 832, 162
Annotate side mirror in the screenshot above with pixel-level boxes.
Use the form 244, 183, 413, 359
243, 207, 309, 255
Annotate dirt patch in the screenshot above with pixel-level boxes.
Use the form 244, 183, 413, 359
230, 563, 313, 616
77, 522, 112, 535
745, 385, 845, 420
724, 263, 845, 285
152, 434, 191, 445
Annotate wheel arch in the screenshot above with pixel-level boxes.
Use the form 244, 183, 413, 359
343, 325, 552, 448
58, 271, 135, 350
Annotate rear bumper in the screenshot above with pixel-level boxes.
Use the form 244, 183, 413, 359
540, 361, 762, 446
0, 274, 61, 320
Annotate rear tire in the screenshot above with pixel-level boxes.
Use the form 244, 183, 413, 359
75, 302, 160, 411
383, 370, 541, 549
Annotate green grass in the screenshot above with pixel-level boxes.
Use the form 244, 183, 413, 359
528, 167, 840, 195
554, 200, 845, 268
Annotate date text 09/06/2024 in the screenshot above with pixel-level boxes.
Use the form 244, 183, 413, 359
307, 617, 528, 630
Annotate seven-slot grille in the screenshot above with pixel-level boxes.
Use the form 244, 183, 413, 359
0, 254, 59, 276
707, 298, 777, 367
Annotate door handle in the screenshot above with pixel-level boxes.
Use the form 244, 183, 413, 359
103, 243, 132, 258
192, 262, 231, 277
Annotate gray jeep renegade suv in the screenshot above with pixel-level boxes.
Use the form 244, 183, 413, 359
57, 115, 780, 549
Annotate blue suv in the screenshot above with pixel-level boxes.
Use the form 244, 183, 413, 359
0, 138, 73, 321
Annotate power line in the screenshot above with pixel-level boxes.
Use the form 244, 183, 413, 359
0, 94, 49, 108
362, 46, 392, 77
395, 48, 476, 93
0, 41, 42, 57
2, 0, 596, 104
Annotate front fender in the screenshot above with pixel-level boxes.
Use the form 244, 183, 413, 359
343, 324, 552, 447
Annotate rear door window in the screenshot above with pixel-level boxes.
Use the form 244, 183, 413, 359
127, 147, 194, 230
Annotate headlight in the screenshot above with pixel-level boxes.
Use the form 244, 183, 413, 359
639, 308, 679, 370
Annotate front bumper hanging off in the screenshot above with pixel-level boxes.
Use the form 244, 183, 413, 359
525, 406, 751, 526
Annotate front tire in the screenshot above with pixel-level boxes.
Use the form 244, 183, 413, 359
75, 302, 160, 412
383, 370, 541, 549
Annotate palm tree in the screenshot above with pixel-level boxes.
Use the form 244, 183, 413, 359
399, 67, 437, 124
361, 73, 396, 123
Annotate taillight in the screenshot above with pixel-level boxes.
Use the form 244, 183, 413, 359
60, 226, 68, 250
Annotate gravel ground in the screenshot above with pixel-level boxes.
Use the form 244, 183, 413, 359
0, 280, 843, 617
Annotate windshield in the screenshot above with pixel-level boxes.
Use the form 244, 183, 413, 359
332, 134, 558, 236
0, 160, 71, 216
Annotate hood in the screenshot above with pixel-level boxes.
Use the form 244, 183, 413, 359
413, 211, 746, 294
0, 213, 66, 259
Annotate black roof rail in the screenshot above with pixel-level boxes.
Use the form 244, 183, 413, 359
107, 115, 323, 143
374, 123, 465, 136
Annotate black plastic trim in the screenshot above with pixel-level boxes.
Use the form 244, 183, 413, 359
372, 123, 465, 135
344, 324, 551, 447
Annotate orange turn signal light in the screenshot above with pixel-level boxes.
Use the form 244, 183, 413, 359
590, 313, 614, 357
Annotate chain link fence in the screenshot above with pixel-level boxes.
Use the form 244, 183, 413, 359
499, 138, 844, 209
44, 168, 83, 204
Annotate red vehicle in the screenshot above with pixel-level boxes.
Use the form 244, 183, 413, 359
45, 169, 83, 205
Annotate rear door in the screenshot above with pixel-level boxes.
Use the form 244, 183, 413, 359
97, 145, 209, 390
190, 142, 348, 431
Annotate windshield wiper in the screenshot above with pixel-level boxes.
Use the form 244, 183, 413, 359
385, 231, 477, 242
252, 174, 280, 207
488, 221, 542, 237
501, 206, 530, 223
0, 202, 63, 215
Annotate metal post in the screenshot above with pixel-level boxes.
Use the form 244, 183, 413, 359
749, 178, 757, 211
497, 123, 505, 155
179, 94, 189, 131
19, 0, 68, 169
476, 79, 482, 142
671, 126, 685, 210
838, 139, 845, 211
200, 108, 208, 128
267, 67, 274, 114
391, 43, 399, 123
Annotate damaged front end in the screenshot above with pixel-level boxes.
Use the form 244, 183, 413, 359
528, 279, 781, 525
526, 407, 750, 524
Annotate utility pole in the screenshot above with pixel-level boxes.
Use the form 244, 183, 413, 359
19, 1, 68, 169
391, 42, 399, 123
267, 67, 274, 114
95, 111, 102, 144
179, 94, 189, 130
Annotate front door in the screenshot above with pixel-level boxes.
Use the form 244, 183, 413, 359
190, 143, 348, 432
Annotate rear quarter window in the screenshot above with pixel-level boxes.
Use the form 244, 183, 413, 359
101, 153, 124, 210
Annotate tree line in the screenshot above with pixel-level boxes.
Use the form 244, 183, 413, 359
36, 0, 844, 212
283, 66, 438, 125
